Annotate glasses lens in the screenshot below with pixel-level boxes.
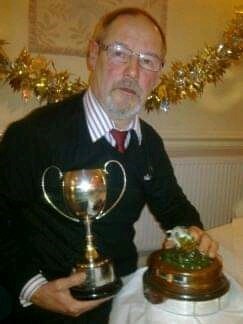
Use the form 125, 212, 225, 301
139, 54, 162, 71
107, 44, 129, 63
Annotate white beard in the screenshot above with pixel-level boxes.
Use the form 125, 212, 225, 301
103, 90, 142, 120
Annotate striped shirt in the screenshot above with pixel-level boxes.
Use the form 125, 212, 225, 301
19, 273, 48, 307
19, 88, 142, 306
83, 88, 142, 146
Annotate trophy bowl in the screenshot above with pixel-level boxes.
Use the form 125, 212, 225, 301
42, 160, 126, 300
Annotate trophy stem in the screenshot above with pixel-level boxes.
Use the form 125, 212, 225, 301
84, 216, 99, 261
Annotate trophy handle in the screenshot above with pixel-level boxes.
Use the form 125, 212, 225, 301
41, 165, 80, 223
96, 160, 127, 220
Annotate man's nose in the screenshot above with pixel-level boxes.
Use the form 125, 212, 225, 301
124, 55, 140, 79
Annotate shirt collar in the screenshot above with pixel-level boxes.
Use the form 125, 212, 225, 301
83, 88, 142, 144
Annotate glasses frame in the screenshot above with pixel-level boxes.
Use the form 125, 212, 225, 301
98, 42, 164, 72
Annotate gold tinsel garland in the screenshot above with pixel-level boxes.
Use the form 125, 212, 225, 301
0, 10, 242, 112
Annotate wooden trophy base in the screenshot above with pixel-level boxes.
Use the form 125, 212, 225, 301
143, 249, 229, 303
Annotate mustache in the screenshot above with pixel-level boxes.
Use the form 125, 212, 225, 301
112, 78, 142, 96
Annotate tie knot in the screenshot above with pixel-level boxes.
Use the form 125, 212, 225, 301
110, 129, 128, 153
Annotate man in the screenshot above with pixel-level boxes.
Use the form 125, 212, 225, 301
0, 7, 218, 324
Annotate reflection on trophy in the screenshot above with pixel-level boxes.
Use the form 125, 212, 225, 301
41, 160, 126, 300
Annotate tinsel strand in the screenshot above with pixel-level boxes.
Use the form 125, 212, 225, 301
0, 10, 242, 110
146, 10, 243, 112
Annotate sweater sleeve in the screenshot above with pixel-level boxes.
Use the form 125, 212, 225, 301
143, 128, 203, 231
0, 122, 44, 297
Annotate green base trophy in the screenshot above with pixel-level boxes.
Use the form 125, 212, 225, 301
143, 227, 229, 305
41, 160, 126, 300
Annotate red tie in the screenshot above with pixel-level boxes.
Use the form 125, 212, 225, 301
110, 129, 128, 153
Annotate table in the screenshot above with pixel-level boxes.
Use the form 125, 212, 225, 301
109, 218, 243, 324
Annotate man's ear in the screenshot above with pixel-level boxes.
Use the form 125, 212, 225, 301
87, 40, 99, 71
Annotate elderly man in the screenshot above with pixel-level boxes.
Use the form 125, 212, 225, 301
0, 7, 218, 324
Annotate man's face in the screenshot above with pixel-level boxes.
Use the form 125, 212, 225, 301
88, 14, 165, 121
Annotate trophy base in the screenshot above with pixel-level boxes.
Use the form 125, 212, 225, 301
70, 278, 122, 300
143, 250, 230, 303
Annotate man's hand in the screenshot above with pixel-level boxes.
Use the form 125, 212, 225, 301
31, 272, 112, 317
187, 226, 219, 258
163, 226, 219, 258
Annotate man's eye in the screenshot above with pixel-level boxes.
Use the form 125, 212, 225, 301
112, 49, 127, 59
141, 57, 154, 67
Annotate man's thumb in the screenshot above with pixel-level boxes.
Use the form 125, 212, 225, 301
56, 272, 86, 290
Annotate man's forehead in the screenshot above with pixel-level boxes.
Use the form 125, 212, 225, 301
103, 14, 163, 52
105, 14, 158, 35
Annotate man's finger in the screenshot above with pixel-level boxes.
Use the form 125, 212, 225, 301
163, 239, 175, 249
187, 226, 203, 241
72, 296, 113, 316
80, 296, 113, 308
208, 240, 219, 258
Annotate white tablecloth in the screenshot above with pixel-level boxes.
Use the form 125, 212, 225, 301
109, 268, 243, 324
109, 218, 243, 324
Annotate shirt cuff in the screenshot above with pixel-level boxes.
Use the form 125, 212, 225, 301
19, 273, 48, 307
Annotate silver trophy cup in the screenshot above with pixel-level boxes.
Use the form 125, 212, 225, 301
41, 160, 126, 300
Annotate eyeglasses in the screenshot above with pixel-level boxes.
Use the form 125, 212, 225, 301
98, 42, 164, 72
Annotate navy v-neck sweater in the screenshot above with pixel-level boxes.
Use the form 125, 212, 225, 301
0, 92, 202, 298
